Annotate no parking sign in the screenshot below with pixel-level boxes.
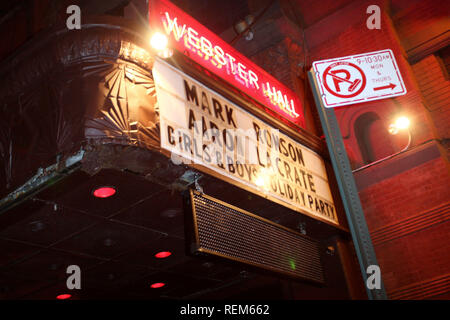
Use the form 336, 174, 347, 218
312, 49, 406, 108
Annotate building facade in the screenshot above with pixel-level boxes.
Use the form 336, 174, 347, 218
203, 0, 449, 299
0, 0, 448, 300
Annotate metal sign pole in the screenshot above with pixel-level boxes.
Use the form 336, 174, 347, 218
308, 71, 387, 300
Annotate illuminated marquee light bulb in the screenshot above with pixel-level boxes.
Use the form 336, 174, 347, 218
150, 32, 169, 51
255, 176, 265, 187
255, 168, 273, 190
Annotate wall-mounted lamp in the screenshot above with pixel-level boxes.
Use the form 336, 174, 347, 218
353, 115, 412, 173
388, 116, 410, 135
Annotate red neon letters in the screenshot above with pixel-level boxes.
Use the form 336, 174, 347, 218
149, 0, 304, 127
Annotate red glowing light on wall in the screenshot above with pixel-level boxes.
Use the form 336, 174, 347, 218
93, 187, 116, 198
149, 0, 305, 128
151, 282, 166, 288
155, 251, 172, 258
56, 294, 72, 300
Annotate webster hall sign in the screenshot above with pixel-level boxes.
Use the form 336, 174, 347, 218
154, 59, 338, 225
149, 0, 305, 128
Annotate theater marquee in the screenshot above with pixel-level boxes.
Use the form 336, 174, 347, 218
149, 0, 304, 128
154, 59, 338, 225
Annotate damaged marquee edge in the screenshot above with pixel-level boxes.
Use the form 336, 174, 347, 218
0, 147, 203, 216
0, 150, 85, 215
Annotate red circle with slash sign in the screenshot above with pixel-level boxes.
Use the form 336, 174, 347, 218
322, 61, 366, 98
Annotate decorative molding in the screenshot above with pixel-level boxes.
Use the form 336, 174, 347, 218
0, 23, 158, 197
0, 23, 154, 98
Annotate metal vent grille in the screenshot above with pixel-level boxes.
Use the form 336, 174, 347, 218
189, 190, 325, 284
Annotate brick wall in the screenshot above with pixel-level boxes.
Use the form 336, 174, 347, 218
392, 0, 450, 60
357, 148, 450, 299
412, 55, 450, 148
392, 0, 449, 37
299, 0, 450, 299
359, 155, 450, 230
